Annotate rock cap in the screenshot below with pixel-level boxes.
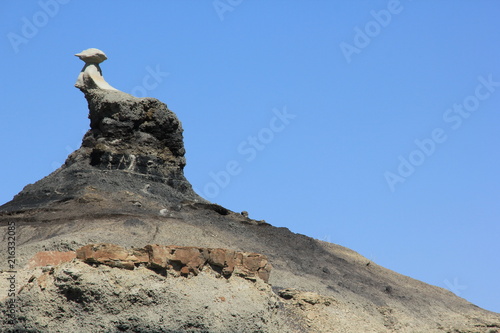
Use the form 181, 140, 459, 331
75, 48, 108, 64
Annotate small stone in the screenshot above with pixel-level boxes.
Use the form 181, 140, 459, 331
74, 48, 108, 64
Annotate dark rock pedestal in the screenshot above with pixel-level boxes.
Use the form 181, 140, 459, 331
1, 89, 204, 212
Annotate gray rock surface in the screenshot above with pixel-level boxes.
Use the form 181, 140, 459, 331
7, 261, 296, 333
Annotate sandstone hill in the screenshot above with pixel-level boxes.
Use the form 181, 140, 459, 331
1, 49, 499, 332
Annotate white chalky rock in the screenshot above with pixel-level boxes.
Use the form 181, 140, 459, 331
75, 48, 118, 91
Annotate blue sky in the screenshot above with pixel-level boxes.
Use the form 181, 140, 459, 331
1, 1, 499, 313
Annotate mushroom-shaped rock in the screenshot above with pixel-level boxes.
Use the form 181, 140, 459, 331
75, 48, 108, 64
75, 48, 117, 92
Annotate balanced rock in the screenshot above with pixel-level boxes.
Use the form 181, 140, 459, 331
75, 48, 108, 64
75, 48, 117, 91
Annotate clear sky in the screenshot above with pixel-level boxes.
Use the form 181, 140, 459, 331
1, 1, 499, 313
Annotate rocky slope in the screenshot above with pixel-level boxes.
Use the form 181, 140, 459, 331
1, 50, 499, 332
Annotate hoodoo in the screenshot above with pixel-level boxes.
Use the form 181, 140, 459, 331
1, 48, 204, 215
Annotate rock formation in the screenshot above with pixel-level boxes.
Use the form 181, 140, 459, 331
1, 49, 499, 332
1, 48, 204, 214
75, 48, 118, 91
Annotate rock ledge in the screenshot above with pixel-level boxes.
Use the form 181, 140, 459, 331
27, 243, 272, 283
